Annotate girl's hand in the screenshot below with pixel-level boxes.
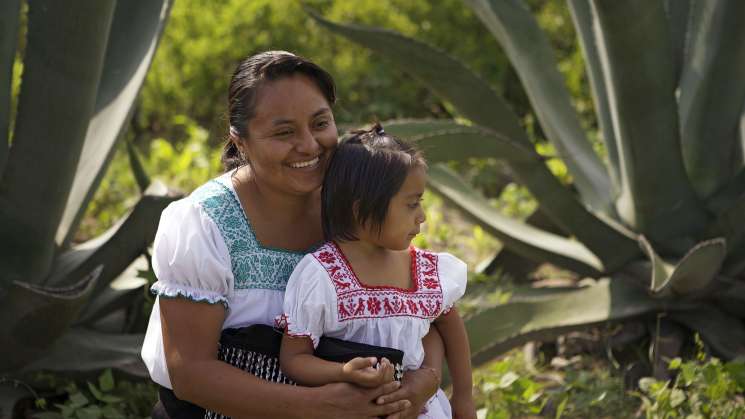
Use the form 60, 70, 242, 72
450, 393, 477, 419
378, 367, 440, 419
342, 357, 395, 388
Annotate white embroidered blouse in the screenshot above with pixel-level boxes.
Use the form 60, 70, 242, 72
282, 241, 467, 371
141, 172, 311, 389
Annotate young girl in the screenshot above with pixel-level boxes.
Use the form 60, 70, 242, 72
278, 124, 476, 419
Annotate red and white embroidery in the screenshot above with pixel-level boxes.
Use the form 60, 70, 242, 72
312, 242, 444, 321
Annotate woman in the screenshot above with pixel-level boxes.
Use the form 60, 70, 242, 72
141, 51, 443, 419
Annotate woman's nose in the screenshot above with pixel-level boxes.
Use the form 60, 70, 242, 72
295, 127, 321, 154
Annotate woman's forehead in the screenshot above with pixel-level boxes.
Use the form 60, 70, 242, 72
252, 75, 331, 123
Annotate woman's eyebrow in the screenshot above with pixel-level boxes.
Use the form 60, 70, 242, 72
270, 108, 331, 126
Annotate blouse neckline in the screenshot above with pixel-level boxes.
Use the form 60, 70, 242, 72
216, 171, 316, 256
331, 241, 419, 293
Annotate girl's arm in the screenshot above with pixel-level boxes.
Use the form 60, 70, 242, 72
280, 333, 395, 388
434, 307, 476, 418
160, 297, 408, 419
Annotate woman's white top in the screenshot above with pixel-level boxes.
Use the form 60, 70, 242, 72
141, 172, 309, 389
281, 241, 467, 371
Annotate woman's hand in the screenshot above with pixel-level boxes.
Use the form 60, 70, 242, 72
342, 357, 395, 388
376, 367, 440, 419
313, 380, 411, 419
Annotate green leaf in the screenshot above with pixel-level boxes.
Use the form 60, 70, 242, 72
679, 0, 745, 198
672, 306, 745, 359
55, 0, 173, 249
0, 0, 21, 174
567, 0, 619, 191
465, 278, 667, 367
638, 235, 674, 296
428, 164, 603, 275
127, 139, 151, 194
0, 266, 100, 373
86, 381, 122, 404
0, 0, 117, 284
464, 0, 613, 214
98, 369, 115, 393
663, 0, 691, 83
590, 0, 709, 246
46, 182, 178, 294
22, 327, 146, 376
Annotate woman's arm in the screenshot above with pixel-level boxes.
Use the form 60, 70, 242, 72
434, 308, 476, 418
280, 333, 394, 388
160, 297, 408, 419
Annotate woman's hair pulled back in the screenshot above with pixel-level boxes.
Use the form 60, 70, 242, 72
222, 51, 337, 171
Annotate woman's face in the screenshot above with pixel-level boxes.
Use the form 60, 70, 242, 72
240, 74, 337, 196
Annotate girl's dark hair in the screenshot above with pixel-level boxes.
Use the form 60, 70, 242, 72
322, 123, 426, 242
222, 50, 337, 171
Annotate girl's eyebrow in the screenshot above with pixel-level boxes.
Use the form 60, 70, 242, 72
270, 107, 331, 126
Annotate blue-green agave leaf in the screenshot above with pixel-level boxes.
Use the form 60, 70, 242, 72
672, 306, 745, 359
590, 0, 709, 247
567, 0, 619, 191
466, 278, 667, 367
464, 0, 613, 215
56, 0, 173, 249
0, 0, 116, 284
0, 266, 101, 373
679, 0, 745, 198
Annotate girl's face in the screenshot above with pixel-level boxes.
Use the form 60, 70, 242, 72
240, 74, 337, 196
359, 165, 427, 251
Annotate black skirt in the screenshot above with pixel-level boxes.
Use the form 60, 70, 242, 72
153, 324, 404, 419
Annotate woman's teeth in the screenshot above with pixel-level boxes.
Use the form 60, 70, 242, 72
289, 156, 320, 168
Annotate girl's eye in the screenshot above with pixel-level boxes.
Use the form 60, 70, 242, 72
408, 201, 421, 209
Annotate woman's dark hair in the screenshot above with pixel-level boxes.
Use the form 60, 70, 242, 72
222, 50, 337, 171
322, 123, 426, 242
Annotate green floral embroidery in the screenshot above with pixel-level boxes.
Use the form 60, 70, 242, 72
190, 178, 305, 291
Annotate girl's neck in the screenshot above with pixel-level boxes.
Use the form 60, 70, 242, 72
335, 239, 412, 289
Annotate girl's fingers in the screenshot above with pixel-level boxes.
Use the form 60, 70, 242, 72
345, 356, 378, 372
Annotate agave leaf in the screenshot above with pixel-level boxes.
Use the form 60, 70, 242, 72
383, 119, 501, 164
0, 0, 21, 173
705, 194, 745, 252
639, 236, 727, 296
56, 0, 173, 249
567, 0, 619, 191
463, 0, 613, 214
679, 0, 745, 198
306, 9, 526, 152
45, 181, 178, 291
75, 255, 150, 325
590, 0, 708, 246
705, 168, 745, 215
465, 278, 667, 367
22, 327, 147, 377
0, 266, 101, 373
671, 306, 745, 359
0, 0, 117, 284
429, 164, 603, 275
663, 0, 691, 83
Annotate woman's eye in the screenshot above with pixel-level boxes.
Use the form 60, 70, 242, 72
274, 130, 293, 137
315, 119, 330, 129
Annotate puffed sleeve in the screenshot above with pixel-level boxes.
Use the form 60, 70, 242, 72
281, 255, 332, 348
438, 252, 467, 316
150, 198, 234, 309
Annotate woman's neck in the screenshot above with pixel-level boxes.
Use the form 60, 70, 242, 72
234, 166, 317, 223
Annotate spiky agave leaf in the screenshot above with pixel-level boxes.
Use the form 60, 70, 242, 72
0, 266, 101, 373
0, 0, 117, 285
55, 0, 173, 249
463, 0, 613, 215
0, 0, 21, 174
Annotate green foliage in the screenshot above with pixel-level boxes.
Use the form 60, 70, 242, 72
32, 370, 157, 419
635, 337, 745, 419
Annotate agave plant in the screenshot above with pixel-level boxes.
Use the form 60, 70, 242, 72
309, 0, 745, 368
0, 0, 176, 383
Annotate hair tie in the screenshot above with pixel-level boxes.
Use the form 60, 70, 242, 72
229, 125, 240, 138
373, 123, 385, 135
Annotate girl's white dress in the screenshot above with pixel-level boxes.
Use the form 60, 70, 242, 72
281, 241, 467, 419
